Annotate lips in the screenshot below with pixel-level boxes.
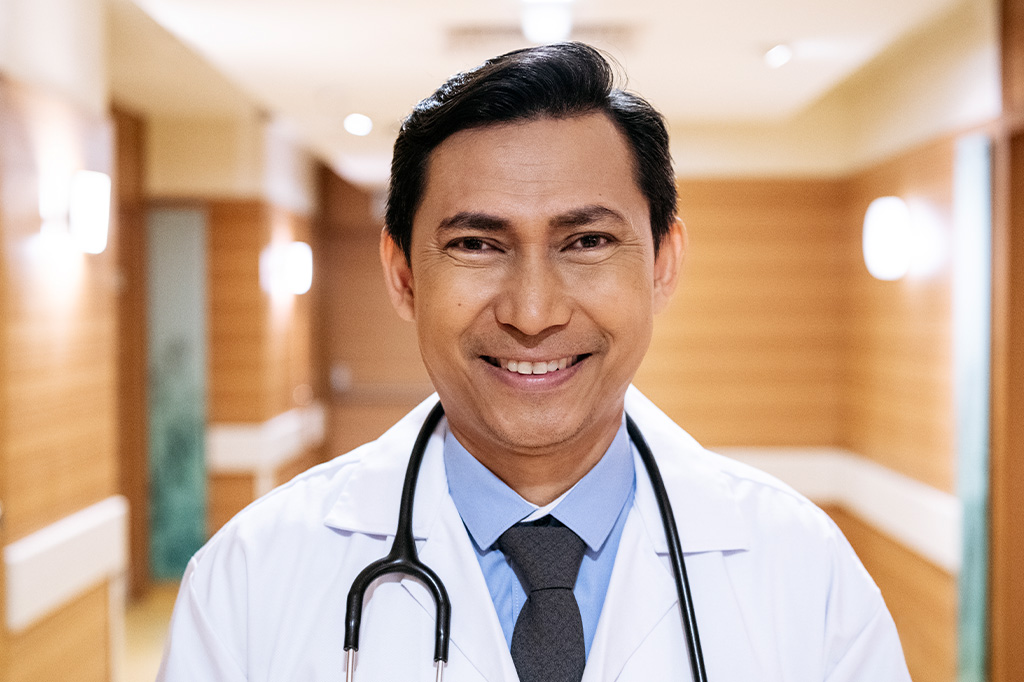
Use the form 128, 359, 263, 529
483, 354, 588, 375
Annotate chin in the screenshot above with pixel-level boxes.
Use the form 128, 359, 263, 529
486, 409, 587, 452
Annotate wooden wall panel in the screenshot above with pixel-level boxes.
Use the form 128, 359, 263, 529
318, 171, 431, 458
840, 138, 956, 492
825, 507, 957, 682
207, 447, 322, 534
274, 448, 320, 487
0, 77, 119, 543
636, 179, 846, 447
207, 473, 253, 536
207, 200, 314, 424
207, 199, 273, 423
7, 583, 110, 682
113, 106, 150, 599
990, 127, 1024, 682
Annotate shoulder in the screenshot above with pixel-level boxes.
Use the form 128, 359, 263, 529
626, 386, 870, 585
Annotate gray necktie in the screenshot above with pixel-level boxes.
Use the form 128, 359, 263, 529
498, 520, 587, 682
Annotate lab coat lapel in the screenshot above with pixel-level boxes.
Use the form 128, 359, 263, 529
580, 387, 762, 680
325, 395, 517, 681
409, 498, 519, 682
582, 503, 678, 682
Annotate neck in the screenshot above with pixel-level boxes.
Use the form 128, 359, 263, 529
448, 414, 622, 506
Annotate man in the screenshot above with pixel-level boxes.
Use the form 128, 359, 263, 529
159, 43, 910, 681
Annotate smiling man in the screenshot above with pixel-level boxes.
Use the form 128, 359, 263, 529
158, 43, 910, 682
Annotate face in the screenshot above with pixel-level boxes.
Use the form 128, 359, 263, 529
382, 113, 683, 462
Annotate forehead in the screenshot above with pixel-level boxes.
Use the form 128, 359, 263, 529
415, 113, 647, 227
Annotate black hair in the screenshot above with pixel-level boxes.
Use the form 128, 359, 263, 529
385, 42, 676, 259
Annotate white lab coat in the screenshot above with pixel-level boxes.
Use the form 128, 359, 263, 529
158, 387, 911, 681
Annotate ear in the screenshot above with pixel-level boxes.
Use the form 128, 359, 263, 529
380, 230, 416, 322
652, 217, 686, 314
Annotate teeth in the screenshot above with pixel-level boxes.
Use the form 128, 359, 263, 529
501, 356, 576, 375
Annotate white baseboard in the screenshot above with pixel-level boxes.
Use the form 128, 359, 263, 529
207, 401, 326, 496
3, 495, 128, 632
717, 447, 962, 574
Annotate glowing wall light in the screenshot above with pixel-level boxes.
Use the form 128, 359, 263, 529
863, 196, 912, 281
260, 241, 313, 296
68, 170, 111, 254
37, 169, 111, 255
521, 0, 573, 44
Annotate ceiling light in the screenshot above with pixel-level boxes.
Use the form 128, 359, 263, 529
764, 44, 793, 69
521, 0, 573, 44
343, 113, 373, 137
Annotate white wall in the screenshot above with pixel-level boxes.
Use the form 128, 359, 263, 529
146, 114, 318, 214
0, 0, 108, 115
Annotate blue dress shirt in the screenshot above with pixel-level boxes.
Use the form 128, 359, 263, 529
443, 422, 636, 657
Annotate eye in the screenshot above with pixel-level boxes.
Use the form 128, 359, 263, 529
570, 233, 611, 250
445, 236, 501, 254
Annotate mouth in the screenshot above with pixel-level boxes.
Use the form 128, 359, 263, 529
482, 354, 590, 376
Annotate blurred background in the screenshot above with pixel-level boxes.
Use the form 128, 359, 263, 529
0, 0, 1022, 680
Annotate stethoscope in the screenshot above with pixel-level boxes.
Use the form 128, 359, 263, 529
343, 401, 708, 682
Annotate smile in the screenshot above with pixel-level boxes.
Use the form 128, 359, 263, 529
483, 354, 588, 375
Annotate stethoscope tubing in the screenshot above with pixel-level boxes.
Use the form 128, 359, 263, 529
343, 402, 707, 681
626, 415, 708, 682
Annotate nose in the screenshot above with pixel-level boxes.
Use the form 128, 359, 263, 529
493, 250, 571, 336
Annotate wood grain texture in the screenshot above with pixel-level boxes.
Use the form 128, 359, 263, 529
825, 506, 957, 682
0, 77, 119, 543
989, 126, 1024, 682
113, 105, 150, 600
1004, 0, 1024, 117
7, 583, 110, 682
207, 200, 314, 423
207, 472, 254, 536
636, 179, 847, 447
317, 171, 432, 458
274, 448, 321, 487
840, 138, 956, 493
207, 447, 323, 534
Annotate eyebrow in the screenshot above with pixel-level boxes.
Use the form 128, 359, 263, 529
436, 204, 627, 233
437, 212, 510, 232
549, 205, 627, 229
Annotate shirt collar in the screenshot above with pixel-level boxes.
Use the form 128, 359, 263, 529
444, 421, 635, 553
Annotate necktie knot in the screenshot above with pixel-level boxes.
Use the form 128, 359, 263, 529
497, 519, 587, 682
497, 522, 586, 591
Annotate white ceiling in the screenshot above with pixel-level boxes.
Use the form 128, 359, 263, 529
109, 0, 966, 184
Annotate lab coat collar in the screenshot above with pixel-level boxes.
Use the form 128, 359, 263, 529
324, 395, 519, 680
322, 388, 752, 680
324, 395, 448, 541
624, 386, 751, 555
323, 387, 751, 553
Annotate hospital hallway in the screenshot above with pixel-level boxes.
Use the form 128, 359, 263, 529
123, 586, 176, 682
2, 0, 1024, 681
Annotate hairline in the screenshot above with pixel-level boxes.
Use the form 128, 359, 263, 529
402, 108, 662, 263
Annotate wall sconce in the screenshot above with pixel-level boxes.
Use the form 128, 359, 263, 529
260, 241, 313, 295
38, 170, 111, 255
863, 196, 912, 281
69, 171, 111, 254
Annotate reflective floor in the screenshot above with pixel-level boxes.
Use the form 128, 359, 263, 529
124, 584, 177, 682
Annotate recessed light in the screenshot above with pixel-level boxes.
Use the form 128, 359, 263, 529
764, 44, 793, 69
521, 0, 573, 44
344, 113, 373, 136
